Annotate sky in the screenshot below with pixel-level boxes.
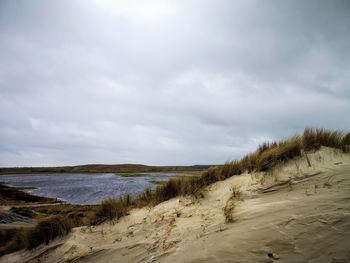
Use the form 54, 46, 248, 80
0, 0, 350, 167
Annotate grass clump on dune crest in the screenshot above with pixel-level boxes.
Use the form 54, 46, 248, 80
302, 128, 345, 151
131, 127, 350, 207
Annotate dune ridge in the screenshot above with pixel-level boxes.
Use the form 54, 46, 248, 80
2, 147, 350, 263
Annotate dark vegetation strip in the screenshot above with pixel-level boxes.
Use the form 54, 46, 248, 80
0, 183, 58, 205
0, 204, 98, 256
1, 128, 350, 256
0, 164, 211, 175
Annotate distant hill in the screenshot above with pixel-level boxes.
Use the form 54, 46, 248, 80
0, 164, 214, 175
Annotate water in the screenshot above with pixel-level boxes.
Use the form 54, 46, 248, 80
0, 173, 178, 205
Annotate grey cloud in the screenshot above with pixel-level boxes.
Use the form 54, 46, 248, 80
0, 0, 349, 166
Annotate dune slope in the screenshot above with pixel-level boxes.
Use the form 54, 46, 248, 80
1, 147, 350, 263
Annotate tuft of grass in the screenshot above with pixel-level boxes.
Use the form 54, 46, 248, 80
133, 188, 154, 207
0, 215, 73, 256
0, 229, 26, 256
302, 128, 345, 151
230, 186, 243, 201
153, 178, 183, 203
92, 197, 129, 224
342, 132, 350, 151
254, 136, 302, 171
24, 215, 73, 249
223, 187, 243, 223
222, 161, 243, 178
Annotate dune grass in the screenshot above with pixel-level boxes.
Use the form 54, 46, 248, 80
0, 215, 73, 256
223, 186, 243, 223
91, 128, 350, 222
1, 128, 349, 256
120, 127, 350, 208
92, 196, 130, 224
0, 204, 98, 256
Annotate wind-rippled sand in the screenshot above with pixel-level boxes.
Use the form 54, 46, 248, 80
2, 147, 350, 263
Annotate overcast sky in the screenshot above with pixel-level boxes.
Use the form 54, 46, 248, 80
0, 0, 349, 167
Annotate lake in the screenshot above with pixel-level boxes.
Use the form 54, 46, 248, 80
0, 173, 178, 205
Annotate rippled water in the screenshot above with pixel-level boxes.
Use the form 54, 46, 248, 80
0, 173, 178, 204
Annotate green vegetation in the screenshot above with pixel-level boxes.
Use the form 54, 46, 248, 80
116, 172, 148, 177
1, 128, 349, 256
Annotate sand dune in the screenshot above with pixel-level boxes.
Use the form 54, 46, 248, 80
2, 147, 350, 263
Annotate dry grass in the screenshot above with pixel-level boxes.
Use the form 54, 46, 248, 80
101, 128, 350, 212
303, 128, 345, 151
24, 215, 73, 249
0, 204, 98, 256
0, 215, 73, 256
223, 186, 243, 223
92, 197, 130, 224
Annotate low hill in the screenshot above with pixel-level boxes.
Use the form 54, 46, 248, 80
0, 164, 212, 175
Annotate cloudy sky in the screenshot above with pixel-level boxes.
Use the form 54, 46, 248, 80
0, 0, 349, 167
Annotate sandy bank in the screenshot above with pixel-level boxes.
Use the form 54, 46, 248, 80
1, 147, 350, 263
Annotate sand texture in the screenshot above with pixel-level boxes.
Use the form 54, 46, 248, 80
1, 147, 350, 263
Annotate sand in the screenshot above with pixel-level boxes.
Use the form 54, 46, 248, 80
1, 147, 350, 263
